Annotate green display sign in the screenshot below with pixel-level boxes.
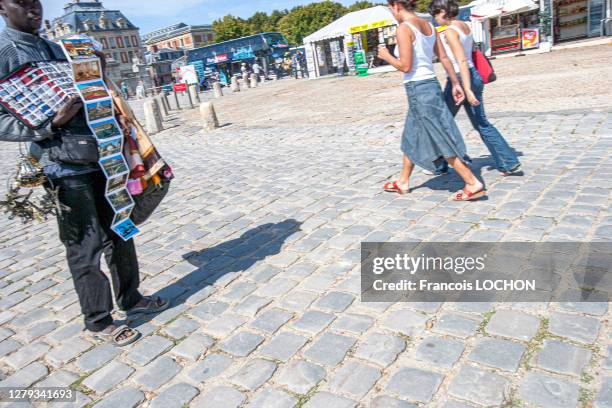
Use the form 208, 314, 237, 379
354, 50, 368, 76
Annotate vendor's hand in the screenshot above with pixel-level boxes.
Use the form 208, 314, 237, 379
52, 96, 83, 128
452, 83, 465, 106
377, 45, 392, 62
466, 90, 480, 106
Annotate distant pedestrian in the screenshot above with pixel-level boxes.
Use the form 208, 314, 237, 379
120, 81, 129, 99
377, 0, 486, 201
241, 63, 248, 79
429, 0, 521, 176
135, 81, 145, 99
252, 61, 262, 81
337, 50, 345, 76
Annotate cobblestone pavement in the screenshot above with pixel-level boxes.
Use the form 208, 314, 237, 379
1, 48, 612, 408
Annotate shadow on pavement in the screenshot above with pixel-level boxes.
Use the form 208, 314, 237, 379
411, 152, 525, 195
129, 219, 302, 328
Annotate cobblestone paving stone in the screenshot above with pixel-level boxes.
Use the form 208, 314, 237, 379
0, 62, 611, 407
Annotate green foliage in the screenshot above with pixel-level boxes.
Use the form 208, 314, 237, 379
347, 1, 378, 12
277, 1, 347, 45
212, 15, 250, 42
213, 0, 454, 45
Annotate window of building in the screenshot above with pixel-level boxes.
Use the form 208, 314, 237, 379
100, 37, 108, 49
194, 34, 202, 43
113, 52, 119, 61
180, 38, 185, 46
121, 52, 128, 63
117, 37, 124, 48
124, 36, 131, 47
185, 36, 192, 45
128, 50, 134, 60
208, 33, 213, 42
131, 36, 139, 47
109, 37, 116, 48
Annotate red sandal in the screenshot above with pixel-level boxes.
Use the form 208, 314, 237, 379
384, 181, 410, 195
453, 187, 486, 201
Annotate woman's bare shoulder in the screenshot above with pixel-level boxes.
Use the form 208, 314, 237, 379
455, 20, 471, 35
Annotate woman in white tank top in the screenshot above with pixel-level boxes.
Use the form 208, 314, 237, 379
377, 0, 486, 201
429, 0, 522, 176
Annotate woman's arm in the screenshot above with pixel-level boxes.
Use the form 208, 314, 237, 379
434, 31, 465, 105
377, 24, 414, 73
444, 27, 479, 106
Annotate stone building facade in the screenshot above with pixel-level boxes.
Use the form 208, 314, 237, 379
43, 0, 152, 94
142, 23, 215, 52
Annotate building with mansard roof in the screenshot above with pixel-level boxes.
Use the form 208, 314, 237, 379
43, 0, 152, 94
142, 22, 215, 52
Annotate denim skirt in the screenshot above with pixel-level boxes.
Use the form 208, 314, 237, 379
401, 78, 469, 172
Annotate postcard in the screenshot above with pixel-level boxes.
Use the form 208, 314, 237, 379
85, 98, 113, 122
99, 136, 123, 159
90, 118, 122, 140
77, 80, 110, 101
73, 60, 102, 83
106, 173, 128, 194
111, 218, 140, 241
61, 38, 96, 60
106, 188, 134, 212
99, 153, 128, 178
112, 205, 133, 226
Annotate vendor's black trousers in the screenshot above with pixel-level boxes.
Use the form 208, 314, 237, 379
50, 171, 143, 332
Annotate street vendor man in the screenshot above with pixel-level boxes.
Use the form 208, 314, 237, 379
0, 0, 168, 346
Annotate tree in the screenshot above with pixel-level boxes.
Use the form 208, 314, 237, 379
267, 9, 289, 31
346, 1, 377, 13
247, 12, 271, 35
212, 15, 250, 42
277, 1, 346, 45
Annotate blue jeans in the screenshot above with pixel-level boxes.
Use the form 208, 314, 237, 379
437, 67, 520, 173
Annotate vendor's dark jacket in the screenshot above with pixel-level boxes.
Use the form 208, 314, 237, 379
0, 27, 98, 179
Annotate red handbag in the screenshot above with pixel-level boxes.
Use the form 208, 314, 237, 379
472, 48, 497, 84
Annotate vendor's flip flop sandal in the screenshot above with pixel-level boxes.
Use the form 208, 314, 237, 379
89, 325, 140, 347
384, 181, 410, 195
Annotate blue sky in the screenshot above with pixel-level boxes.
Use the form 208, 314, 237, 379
1, 0, 360, 34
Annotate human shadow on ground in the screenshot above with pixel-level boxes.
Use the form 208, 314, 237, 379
128, 219, 302, 328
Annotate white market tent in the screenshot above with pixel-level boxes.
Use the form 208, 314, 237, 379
303, 6, 397, 44
303, 6, 432, 78
468, 0, 538, 20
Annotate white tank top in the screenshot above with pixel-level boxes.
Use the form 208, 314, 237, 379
393, 22, 437, 83
441, 24, 475, 73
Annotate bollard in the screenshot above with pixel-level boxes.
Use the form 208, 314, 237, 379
200, 102, 219, 131
185, 88, 195, 109
155, 95, 168, 117
212, 82, 223, 98
230, 76, 240, 92
189, 84, 200, 103
161, 92, 170, 112
144, 99, 163, 134
249, 73, 258, 88
172, 91, 181, 110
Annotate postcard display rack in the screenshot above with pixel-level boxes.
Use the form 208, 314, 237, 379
0, 61, 80, 130
59, 38, 140, 241
556, 0, 589, 40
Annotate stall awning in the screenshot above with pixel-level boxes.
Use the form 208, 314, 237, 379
303, 6, 397, 44
469, 0, 538, 20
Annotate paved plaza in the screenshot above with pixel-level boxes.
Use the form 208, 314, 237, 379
0, 45, 611, 407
